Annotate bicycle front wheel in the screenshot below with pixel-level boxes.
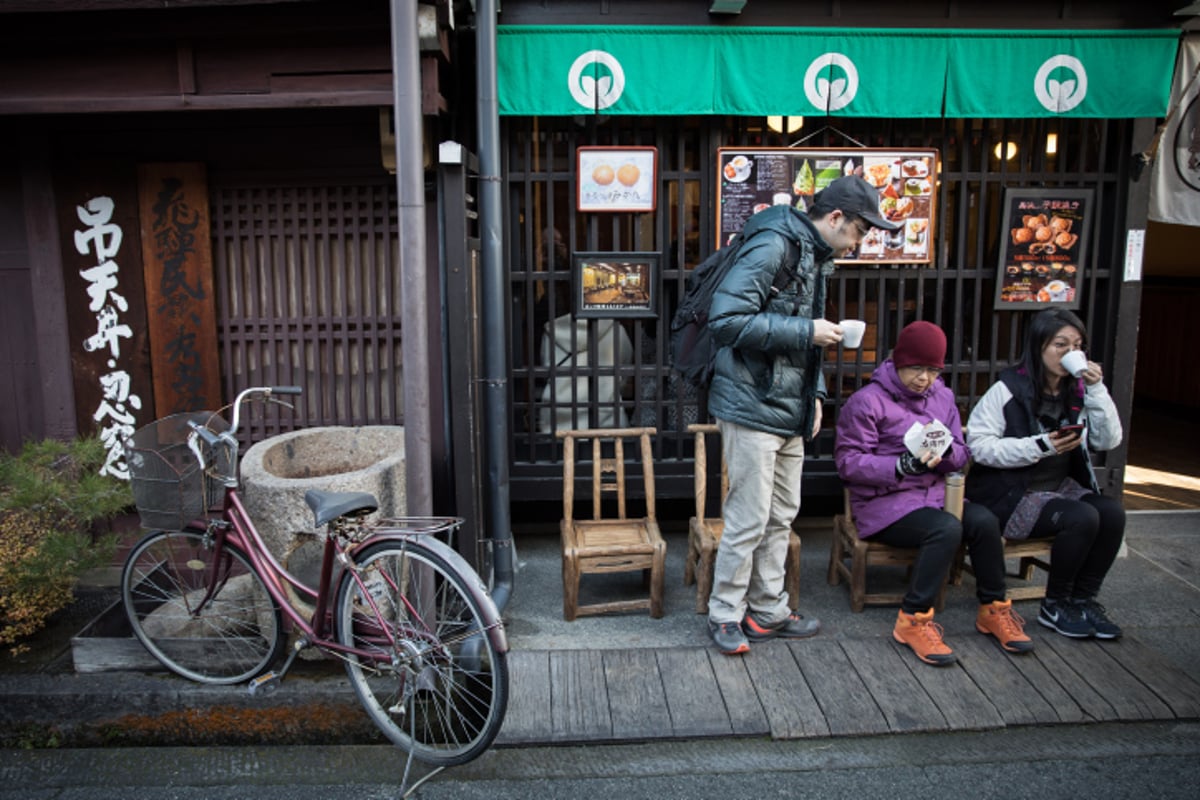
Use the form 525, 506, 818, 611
121, 528, 285, 685
336, 539, 509, 766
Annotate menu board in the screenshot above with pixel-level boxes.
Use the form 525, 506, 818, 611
716, 147, 939, 265
994, 188, 1091, 310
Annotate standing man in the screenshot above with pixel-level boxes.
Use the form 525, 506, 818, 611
706, 176, 901, 654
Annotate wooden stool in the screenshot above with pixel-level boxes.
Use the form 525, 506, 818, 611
557, 427, 666, 621
827, 474, 964, 613
955, 537, 1053, 601
683, 423, 801, 614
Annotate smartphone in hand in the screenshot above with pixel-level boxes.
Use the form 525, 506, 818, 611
1056, 423, 1084, 435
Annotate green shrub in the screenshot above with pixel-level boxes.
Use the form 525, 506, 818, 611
0, 436, 132, 654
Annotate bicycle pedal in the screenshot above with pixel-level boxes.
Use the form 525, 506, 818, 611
247, 671, 280, 697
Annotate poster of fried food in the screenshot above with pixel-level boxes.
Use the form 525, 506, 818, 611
994, 188, 1092, 310
716, 147, 939, 265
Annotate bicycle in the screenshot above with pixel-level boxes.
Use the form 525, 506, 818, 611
119, 386, 509, 769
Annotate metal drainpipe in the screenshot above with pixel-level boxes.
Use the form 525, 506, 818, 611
476, 0, 514, 611
390, 0, 433, 516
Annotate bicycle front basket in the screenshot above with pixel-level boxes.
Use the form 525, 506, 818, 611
123, 411, 230, 530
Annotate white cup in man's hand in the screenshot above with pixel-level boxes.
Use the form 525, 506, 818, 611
1061, 350, 1088, 377
839, 319, 867, 349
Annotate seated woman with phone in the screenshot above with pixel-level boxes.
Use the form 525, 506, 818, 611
966, 308, 1126, 641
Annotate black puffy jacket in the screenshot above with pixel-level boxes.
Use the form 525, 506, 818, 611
707, 205, 834, 439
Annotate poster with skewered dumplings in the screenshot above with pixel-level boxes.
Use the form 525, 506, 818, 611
995, 188, 1092, 310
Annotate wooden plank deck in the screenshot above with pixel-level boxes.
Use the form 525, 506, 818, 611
495, 633, 1200, 746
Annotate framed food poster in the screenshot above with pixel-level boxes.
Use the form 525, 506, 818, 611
574, 252, 658, 318
994, 188, 1092, 310
577, 146, 658, 212
716, 147, 939, 264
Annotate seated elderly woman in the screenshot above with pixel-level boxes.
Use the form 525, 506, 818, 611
835, 321, 1032, 666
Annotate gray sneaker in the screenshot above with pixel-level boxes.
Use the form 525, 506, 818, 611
708, 619, 749, 655
1037, 597, 1094, 638
1078, 599, 1123, 640
742, 610, 821, 641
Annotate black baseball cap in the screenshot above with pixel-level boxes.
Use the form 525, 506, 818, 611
811, 175, 901, 231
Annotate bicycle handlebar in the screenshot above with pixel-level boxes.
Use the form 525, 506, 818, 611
230, 386, 302, 436
185, 386, 303, 472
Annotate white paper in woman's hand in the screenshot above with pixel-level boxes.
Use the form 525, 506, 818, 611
904, 419, 952, 458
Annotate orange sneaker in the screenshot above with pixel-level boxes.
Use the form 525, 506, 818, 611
893, 608, 956, 666
976, 599, 1034, 654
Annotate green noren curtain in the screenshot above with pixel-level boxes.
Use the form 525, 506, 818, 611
497, 25, 1178, 118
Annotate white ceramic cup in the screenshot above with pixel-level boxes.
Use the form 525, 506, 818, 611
773, 192, 792, 206
840, 319, 867, 349
1061, 349, 1088, 377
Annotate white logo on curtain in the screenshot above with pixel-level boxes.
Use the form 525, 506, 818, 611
1150, 34, 1200, 227
804, 53, 858, 112
1034, 55, 1088, 113
568, 50, 626, 111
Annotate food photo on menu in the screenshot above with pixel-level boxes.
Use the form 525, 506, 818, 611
861, 154, 933, 261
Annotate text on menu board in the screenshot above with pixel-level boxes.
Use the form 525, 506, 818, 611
716, 148, 939, 265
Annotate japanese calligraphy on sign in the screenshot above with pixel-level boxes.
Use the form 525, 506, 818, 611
58, 163, 154, 481
137, 163, 222, 415
995, 188, 1092, 310
576, 147, 657, 212
73, 197, 146, 479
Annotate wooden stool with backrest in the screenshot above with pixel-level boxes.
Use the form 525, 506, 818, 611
683, 423, 801, 614
827, 473, 964, 613
557, 427, 666, 621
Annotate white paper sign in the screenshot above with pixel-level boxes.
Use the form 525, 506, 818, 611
903, 419, 953, 459
1124, 229, 1144, 282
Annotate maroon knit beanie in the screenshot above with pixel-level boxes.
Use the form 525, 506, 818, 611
892, 321, 946, 369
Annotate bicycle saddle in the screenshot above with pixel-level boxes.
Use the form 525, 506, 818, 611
304, 489, 379, 528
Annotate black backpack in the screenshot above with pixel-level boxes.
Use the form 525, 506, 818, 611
669, 230, 798, 388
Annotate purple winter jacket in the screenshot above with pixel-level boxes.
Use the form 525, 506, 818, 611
834, 360, 969, 538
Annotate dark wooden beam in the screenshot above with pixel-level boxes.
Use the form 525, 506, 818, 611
0, 0, 317, 12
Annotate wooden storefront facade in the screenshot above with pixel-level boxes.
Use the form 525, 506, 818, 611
1, 1, 1192, 545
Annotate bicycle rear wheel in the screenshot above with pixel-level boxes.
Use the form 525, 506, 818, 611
121, 528, 285, 685
336, 539, 508, 766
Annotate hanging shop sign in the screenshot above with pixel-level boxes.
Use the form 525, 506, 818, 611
994, 188, 1092, 310
717, 147, 939, 265
577, 146, 658, 212
498, 26, 1178, 119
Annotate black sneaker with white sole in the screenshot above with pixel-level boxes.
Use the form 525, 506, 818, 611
1077, 599, 1123, 639
1037, 597, 1094, 638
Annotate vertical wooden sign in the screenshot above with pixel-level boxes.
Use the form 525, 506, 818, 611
137, 163, 222, 415
57, 160, 155, 479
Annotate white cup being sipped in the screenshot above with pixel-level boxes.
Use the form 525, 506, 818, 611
1060, 349, 1088, 378
839, 319, 867, 349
